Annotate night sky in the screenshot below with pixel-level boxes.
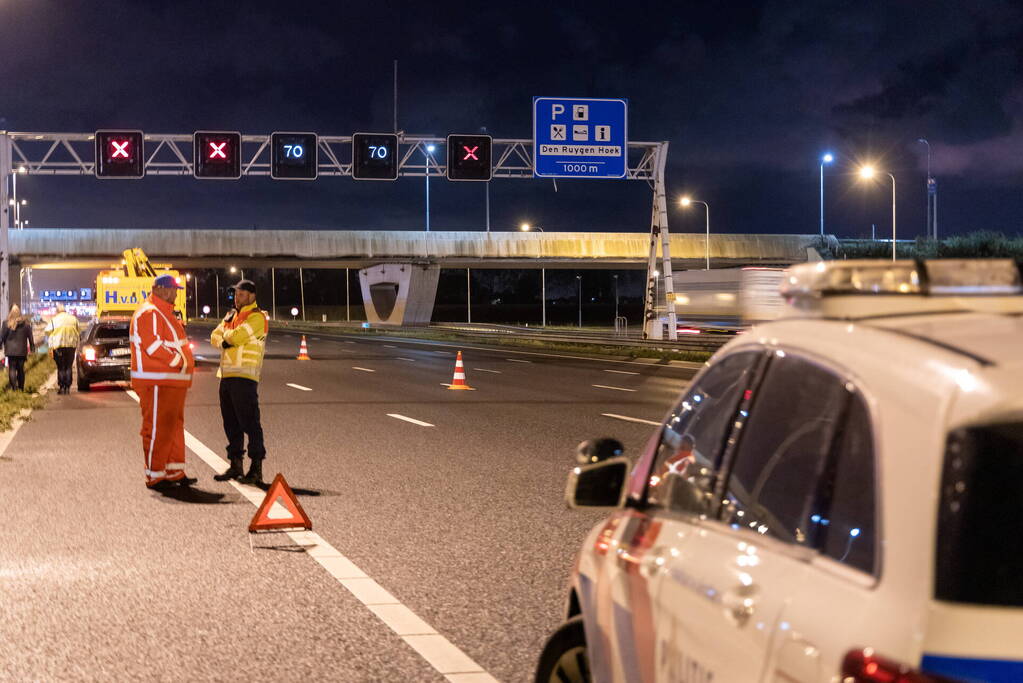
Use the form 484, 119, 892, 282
2, 1, 1022, 240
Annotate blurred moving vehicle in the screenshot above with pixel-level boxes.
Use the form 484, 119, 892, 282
76, 317, 131, 391
654, 267, 787, 335
96, 248, 187, 321
538, 258, 1023, 683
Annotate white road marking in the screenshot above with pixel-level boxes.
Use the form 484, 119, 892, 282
602, 412, 661, 426
592, 384, 637, 392
352, 367, 375, 372
310, 337, 322, 341
286, 383, 312, 391
397, 357, 416, 362
505, 358, 531, 363
604, 369, 639, 375
124, 390, 493, 681
473, 368, 501, 374
384, 344, 397, 348
345, 341, 357, 344
387, 413, 435, 427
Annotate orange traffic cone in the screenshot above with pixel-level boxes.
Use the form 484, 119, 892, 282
297, 335, 311, 361
447, 351, 475, 390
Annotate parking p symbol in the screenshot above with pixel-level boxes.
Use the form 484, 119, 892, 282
552, 104, 565, 120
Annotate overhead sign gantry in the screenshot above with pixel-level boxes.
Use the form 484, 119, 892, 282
0, 102, 678, 339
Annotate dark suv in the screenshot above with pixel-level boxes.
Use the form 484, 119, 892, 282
76, 318, 131, 391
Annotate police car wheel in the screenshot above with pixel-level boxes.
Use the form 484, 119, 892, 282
535, 615, 590, 683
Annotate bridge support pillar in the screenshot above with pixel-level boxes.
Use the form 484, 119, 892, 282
359, 263, 439, 326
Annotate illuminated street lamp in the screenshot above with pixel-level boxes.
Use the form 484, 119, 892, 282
521, 223, 546, 325
679, 196, 710, 270
424, 143, 437, 232
858, 165, 897, 261
820, 152, 834, 235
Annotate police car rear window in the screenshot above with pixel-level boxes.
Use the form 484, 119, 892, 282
936, 421, 1023, 607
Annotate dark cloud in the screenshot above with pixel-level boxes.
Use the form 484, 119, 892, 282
1, 0, 1022, 238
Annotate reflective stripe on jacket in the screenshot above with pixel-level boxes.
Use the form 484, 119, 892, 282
211, 303, 268, 381
45, 312, 81, 349
129, 294, 194, 388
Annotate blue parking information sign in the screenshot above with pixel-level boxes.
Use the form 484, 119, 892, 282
533, 97, 627, 178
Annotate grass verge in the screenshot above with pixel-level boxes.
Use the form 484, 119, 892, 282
0, 352, 56, 432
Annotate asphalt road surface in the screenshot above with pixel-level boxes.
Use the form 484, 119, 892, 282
0, 328, 697, 682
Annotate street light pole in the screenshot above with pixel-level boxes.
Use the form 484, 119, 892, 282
680, 197, 711, 270
820, 153, 834, 235
424, 144, 435, 232
576, 275, 582, 328
888, 172, 897, 261
271, 267, 276, 320
857, 165, 896, 261
521, 223, 547, 326
215, 272, 220, 318
466, 268, 471, 323
299, 267, 306, 321
613, 274, 619, 321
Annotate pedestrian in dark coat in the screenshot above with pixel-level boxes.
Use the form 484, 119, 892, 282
0, 305, 37, 391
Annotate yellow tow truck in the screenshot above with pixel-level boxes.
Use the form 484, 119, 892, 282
95, 248, 187, 321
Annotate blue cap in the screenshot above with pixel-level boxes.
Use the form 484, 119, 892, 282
153, 274, 183, 290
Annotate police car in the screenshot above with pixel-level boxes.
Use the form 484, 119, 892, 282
537, 259, 1023, 683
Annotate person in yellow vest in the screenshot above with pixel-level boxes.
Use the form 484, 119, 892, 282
45, 304, 81, 395
210, 280, 269, 486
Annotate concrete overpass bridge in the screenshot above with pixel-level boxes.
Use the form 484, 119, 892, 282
11, 229, 834, 324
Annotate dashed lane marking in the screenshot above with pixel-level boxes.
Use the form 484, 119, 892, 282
311, 337, 322, 341
384, 344, 397, 348
505, 358, 531, 363
352, 367, 376, 373
601, 412, 661, 426
387, 413, 435, 427
286, 383, 313, 391
397, 357, 416, 362
604, 369, 639, 376
124, 390, 492, 681
473, 368, 501, 374
592, 384, 637, 392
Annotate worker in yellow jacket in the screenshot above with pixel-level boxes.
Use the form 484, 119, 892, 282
210, 280, 269, 485
45, 304, 81, 394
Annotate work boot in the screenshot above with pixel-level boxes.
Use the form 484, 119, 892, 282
239, 459, 264, 486
214, 456, 245, 481
177, 475, 198, 487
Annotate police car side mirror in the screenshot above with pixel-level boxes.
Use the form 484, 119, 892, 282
575, 438, 625, 465
566, 457, 630, 509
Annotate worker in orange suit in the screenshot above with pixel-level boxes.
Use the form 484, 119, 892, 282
130, 274, 197, 490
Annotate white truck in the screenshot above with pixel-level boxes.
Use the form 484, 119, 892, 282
659, 267, 787, 332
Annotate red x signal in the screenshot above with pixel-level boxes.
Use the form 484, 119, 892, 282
208, 141, 228, 160
462, 145, 479, 161
110, 140, 131, 159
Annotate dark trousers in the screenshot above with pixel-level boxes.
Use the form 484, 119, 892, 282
219, 377, 265, 461
6, 356, 26, 391
54, 348, 75, 389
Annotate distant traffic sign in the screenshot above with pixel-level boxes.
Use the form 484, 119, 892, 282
271, 132, 317, 180
194, 131, 241, 179
95, 130, 144, 179
533, 97, 627, 178
352, 133, 399, 180
446, 134, 492, 181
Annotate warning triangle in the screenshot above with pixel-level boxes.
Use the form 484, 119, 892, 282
248, 473, 312, 532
